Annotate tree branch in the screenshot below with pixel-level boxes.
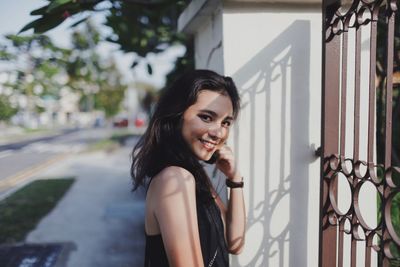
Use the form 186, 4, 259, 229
78, 0, 169, 5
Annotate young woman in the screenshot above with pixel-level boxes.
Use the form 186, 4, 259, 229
131, 69, 246, 267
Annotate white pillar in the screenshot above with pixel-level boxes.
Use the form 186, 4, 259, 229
179, 2, 322, 266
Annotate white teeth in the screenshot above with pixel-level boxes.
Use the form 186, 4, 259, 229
200, 140, 216, 149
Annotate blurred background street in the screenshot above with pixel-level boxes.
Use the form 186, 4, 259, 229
23, 133, 146, 267
0, 126, 147, 266
0, 0, 189, 266
0, 128, 109, 189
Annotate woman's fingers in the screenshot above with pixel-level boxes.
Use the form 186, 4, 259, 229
218, 147, 236, 163
216, 145, 240, 178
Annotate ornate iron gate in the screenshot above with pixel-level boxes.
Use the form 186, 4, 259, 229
320, 0, 399, 266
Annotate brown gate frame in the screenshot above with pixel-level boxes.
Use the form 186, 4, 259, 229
320, 0, 399, 266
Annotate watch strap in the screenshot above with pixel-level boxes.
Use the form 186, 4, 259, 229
226, 178, 244, 188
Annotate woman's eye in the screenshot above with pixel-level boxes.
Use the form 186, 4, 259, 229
198, 114, 212, 122
222, 121, 231, 127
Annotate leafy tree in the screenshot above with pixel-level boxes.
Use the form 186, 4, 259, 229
67, 21, 102, 111
375, 8, 400, 264
2, 34, 71, 99
1, 21, 128, 122
93, 59, 127, 118
94, 83, 125, 118
0, 95, 18, 122
131, 81, 157, 115
66, 22, 127, 117
21, 0, 194, 87
376, 8, 400, 168
0, 34, 70, 119
0, 45, 15, 61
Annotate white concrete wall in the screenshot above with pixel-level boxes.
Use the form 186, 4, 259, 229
222, 5, 322, 267
188, 4, 322, 266
193, 3, 224, 73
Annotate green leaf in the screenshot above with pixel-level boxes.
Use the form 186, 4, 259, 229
131, 60, 139, 68
47, 0, 73, 12
34, 16, 66, 34
30, 5, 49, 16
69, 16, 90, 28
146, 63, 153, 75
18, 18, 43, 34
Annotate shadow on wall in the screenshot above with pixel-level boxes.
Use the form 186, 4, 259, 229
232, 20, 313, 267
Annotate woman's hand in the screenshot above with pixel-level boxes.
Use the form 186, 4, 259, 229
215, 145, 246, 254
215, 145, 241, 181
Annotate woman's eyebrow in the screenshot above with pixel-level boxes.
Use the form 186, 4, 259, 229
224, 116, 234, 121
199, 109, 217, 117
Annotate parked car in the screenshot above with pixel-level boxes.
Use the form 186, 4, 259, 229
113, 117, 128, 128
134, 117, 145, 127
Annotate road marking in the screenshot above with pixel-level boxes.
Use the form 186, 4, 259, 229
23, 143, 86, 153
0, 153, 68, 193
0, 150, 13, 159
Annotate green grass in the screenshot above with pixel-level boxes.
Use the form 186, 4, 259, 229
87, 131, 140, 152
22, 128, 53, 134
0, 178, 75, 244
87, 139, 120, 152
110, 132, 136, 144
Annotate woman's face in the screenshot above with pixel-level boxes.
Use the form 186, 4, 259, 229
181, 89, 234, 161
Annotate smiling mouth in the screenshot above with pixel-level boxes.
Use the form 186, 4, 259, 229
199, 139, 218, 150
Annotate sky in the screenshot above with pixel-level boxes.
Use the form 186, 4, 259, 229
0, 1, 185, 88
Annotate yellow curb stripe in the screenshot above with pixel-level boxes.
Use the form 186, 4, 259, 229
0, 154, 67, 192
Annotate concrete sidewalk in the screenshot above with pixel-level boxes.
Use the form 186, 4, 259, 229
25, 141, 146, 267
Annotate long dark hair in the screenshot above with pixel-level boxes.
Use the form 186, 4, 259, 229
130, 69, 240, 199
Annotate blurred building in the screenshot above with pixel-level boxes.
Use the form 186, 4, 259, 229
7, 86, 100, 129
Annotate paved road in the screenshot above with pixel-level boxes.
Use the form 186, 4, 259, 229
0, 128, 78, 151
0, 128, 115, 193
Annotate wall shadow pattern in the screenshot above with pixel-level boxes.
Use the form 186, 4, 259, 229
231, 20, 312, 267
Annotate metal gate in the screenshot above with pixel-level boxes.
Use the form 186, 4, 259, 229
320, 0, 399, 266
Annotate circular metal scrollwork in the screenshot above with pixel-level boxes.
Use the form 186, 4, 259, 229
384, 191, 400, 246
328, 154, 341, 171
329, 171, 353, 216
337, 0, 358, 16
323, 155, 400, 261
383, 239, 400, 260
366, 231, 381, 252
353, 180, 382, 231
353, 160, 368, 179
369, 163, 384, 185
340, 156, 354, 176
386, 166, 400, 189
325, 0, 388, 38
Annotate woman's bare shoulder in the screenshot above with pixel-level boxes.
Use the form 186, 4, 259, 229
150, 166, 195, 194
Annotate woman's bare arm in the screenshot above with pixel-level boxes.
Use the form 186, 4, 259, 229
151, 166, 204, 267
215, 146, 246, 254
225, 177, 246, 254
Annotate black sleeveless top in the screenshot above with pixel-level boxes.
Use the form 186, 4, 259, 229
144, 193, 229, 267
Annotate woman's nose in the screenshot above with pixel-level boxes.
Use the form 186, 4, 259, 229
208, 125, 225, 140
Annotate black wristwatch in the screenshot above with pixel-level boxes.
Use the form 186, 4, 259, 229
226, 178, 244, 188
